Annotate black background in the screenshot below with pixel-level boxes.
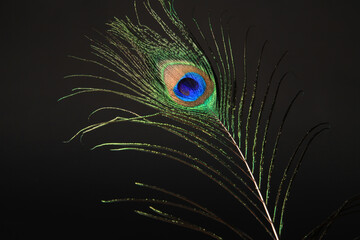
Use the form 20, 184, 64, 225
3, 0, 360, 239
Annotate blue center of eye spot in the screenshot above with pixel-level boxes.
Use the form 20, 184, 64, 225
173, 72, 206, 102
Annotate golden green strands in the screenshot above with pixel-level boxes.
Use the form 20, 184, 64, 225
102, 182, 252, 239
257, 51, 288, 189
271, 123, 328, 226
249, 40, 268, 174
227, 34, 237, 139
278, 127, 330, 237
265, 90, 303, 204
237, 28, 249, 151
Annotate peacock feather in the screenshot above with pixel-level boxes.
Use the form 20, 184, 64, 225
59, 1, 360, 239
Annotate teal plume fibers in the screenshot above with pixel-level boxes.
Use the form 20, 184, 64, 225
60, 1, 360, 239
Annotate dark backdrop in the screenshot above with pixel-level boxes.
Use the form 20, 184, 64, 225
3, 0, 360, 239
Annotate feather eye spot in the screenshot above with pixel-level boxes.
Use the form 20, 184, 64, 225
173, 72, 206, 101
161, 62, 214, 107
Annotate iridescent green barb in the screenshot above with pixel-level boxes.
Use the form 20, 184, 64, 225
237, 28, 249, 150
248, 40, 267, 173
272, 122, 328, 227
61, 1, 328, 239
265, 90, 304, 204
135, 207, 224, 240
257, 50, 288, 189
302, 194, 360, 240
279, 127, 330, 236
102, 182, 252, 239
